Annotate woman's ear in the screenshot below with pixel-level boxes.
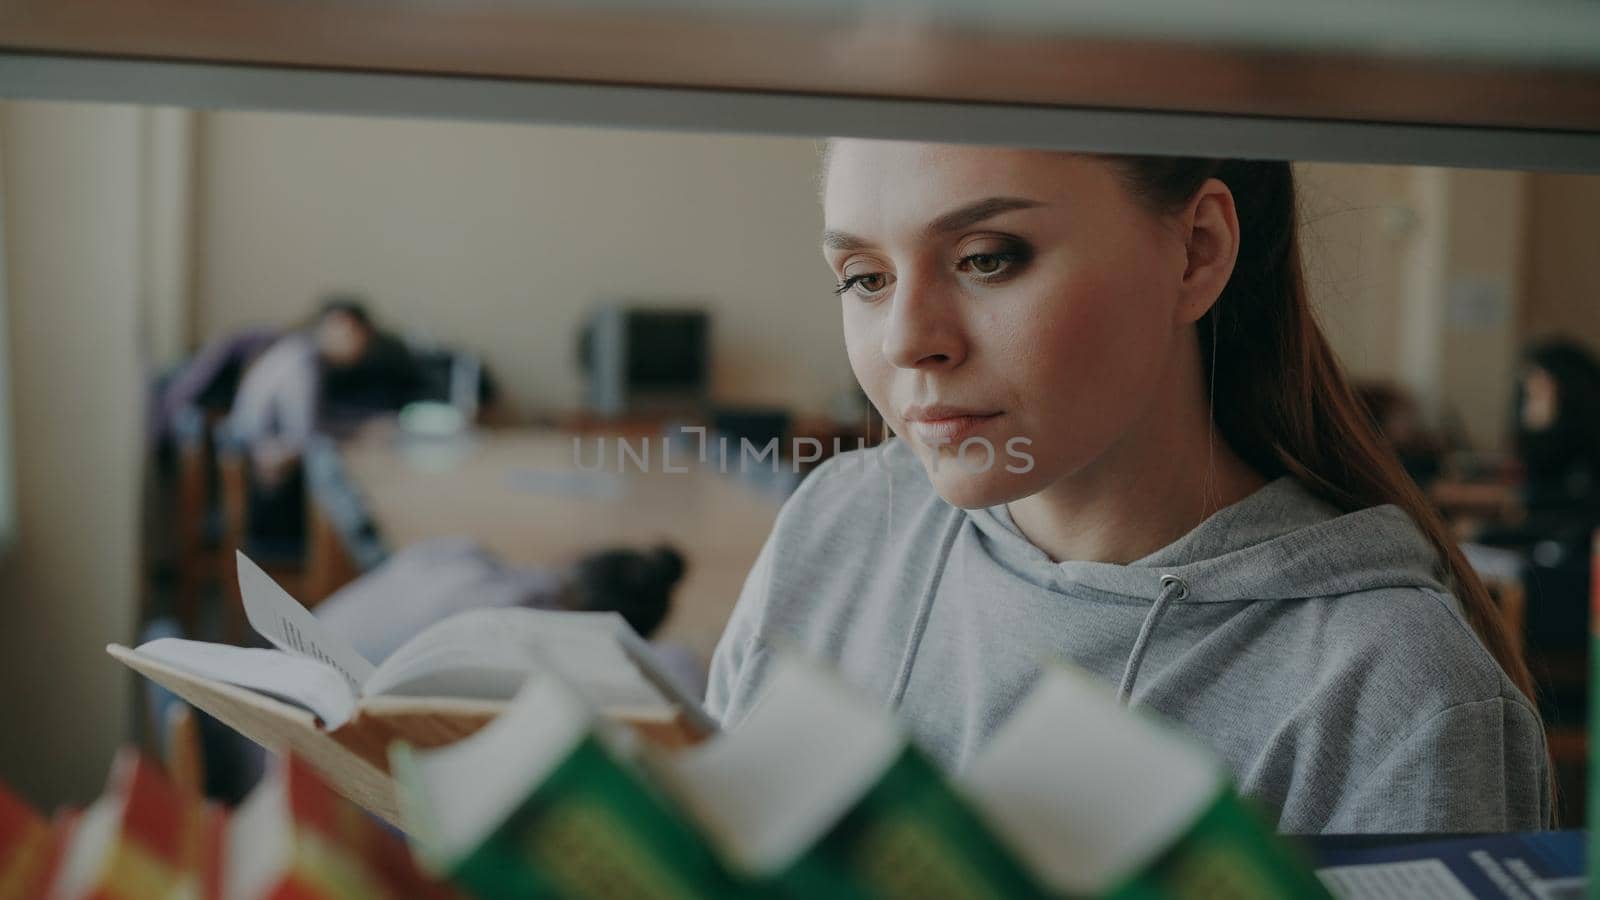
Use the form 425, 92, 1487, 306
1174, 177, 1240, 326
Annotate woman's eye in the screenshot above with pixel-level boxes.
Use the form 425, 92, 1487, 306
833, 272, 891, 297
958, 251, 1020, 278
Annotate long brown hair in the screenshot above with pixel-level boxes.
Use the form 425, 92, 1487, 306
1107, 156, 1537, 705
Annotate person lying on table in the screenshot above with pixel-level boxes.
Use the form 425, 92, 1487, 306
314, 538, 704, 699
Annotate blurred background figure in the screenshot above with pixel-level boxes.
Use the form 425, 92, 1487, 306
225, 295, 421, 544
1354, 381, 1445, 489
314, 538, 696, 696
143, 538, 695, 802
1470, 340, 1600, 651
1512, 340, 1600, 521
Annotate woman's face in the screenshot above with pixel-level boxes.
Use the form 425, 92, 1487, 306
1520, 366, 1559, 432
822, 141, 1198, 509
317, 311, 372, 368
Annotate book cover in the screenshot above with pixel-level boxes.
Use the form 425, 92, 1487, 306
51, 750, 217, 900
1316, 831, 1584, 899
227, 753, 459, 899
0, 783, 64, 899
1590, 530, 1599, 900
1106, 787, 1330, 900
962, 663, 1330, 900
777, 746, 1049, 900
393, 671, 743, 899
655, 654, 1048, 900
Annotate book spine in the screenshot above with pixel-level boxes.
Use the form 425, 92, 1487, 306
88, 756, 209, 900
778, 748, 1050, 900
1589, 530, 1598, 900
447, 735, 746, 899
1104, 788, 1331, 900
280, 754, 458, 899
0, 787, 53, 900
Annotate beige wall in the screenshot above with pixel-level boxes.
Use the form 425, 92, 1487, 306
1295, 162, 1414, 380
1435, 169, 1527, 453
1523, 172, 1600, 353
0, 102, 148, 808
194, 112, 853, 420
195, 115, 1595, 447
1299, 163, 1547, 452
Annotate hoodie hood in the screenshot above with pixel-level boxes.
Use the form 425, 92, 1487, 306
971, 476, 1453, 703
970, 476, 1449, 607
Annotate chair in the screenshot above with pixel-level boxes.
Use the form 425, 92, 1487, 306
215, 423, 307, 643
170, 405, 230, 633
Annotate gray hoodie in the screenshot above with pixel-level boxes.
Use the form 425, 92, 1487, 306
707, 438, 1549, 833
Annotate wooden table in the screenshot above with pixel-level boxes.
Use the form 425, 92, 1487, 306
305, 426, 784, 657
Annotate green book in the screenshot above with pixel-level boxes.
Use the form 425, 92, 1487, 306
651, 655, 1050, 900
390, 669, 743, 900
1590, 531, 1599, 900
959, 663, 1330, 900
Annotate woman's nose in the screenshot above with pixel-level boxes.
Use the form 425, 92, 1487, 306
880, 277, 968, 371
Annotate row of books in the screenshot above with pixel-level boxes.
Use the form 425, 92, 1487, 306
0, 748, 456, 899
88, 554, 1581, 899
389, 653, 1333, 899
6, 658, 1331, 899
92, 554, 1334, 898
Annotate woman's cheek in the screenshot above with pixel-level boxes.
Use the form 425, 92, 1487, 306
842, 316, 893, 416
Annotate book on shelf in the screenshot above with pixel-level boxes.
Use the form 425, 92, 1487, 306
50, 749, 225, 900
0, 781, 70, 900
958, 663, 1331, 900
107, 551, 711, 825
395, 653, 1328, 900
227, 753, 459, 899
391, 661, 745, 899
650, 655, 1050, 899
1313, 831, 1584, 899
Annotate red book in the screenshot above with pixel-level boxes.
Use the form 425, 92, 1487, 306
225, 754, 458, 899
0, 783, 66, 899
49, 749, 217, 900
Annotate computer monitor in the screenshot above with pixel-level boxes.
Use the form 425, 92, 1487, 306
579, 304, 711, 416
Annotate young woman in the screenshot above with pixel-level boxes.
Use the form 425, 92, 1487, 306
707, 142, 1548, 833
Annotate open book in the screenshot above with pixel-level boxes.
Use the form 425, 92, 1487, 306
108, 552, 713, 826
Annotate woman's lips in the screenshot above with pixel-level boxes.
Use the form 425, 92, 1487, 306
904, 412, 1004, 447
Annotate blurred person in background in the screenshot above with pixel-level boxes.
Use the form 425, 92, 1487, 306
1474, 339, 1600, 654
1513, 340, 1600, 519
1354, 382, 1444, 489
226, 295, 421, 540
314, 539, 703, 697
144, 540, 695, 802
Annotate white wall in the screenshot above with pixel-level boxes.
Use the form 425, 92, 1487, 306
0, 102, 148, 808
194, 112, 853, 420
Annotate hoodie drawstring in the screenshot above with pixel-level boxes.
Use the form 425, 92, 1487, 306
1117, 574, 1189, 705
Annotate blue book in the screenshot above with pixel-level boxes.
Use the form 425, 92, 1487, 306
1314, 831, 1585, 899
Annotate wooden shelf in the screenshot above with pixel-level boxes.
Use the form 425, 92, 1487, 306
3, 0, 1599, 170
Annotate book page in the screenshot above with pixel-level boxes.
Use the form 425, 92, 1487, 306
236, 550, 375, 691
654, 654, 903, 875
363, 608, 677, 716
958, 663, 1222, 896
133, 637, 360, 729
392, 669, 594, 865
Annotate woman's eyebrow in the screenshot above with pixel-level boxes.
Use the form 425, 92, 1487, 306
924, 196, 1045, 237
822, 230, 874, 252
822, 196, 1045, 252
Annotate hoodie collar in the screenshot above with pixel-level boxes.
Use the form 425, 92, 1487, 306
969, 477, 1446, 604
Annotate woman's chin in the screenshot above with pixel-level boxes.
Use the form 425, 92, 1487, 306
924, 465, 1046, 511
